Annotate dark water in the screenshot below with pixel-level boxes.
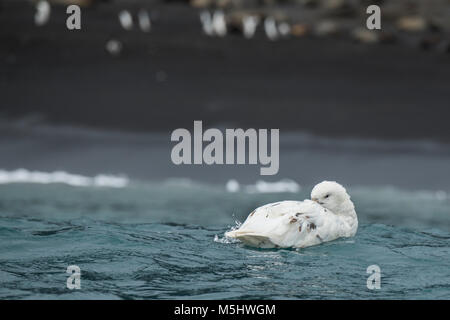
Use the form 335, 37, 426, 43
0, 180, 449, 299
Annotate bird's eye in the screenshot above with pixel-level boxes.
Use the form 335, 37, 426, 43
325, 194, 330, 198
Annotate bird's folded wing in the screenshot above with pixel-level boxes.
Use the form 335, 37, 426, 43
289, 210, 349, 245
271, 202, 344, 247
235, 201, 305, 235
225, 200, 349, 248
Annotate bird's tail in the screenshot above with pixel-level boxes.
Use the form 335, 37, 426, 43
225, 230, 277, 248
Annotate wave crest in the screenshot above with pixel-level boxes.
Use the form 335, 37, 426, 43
226, 179, 301, 194
0, 169, 129, 188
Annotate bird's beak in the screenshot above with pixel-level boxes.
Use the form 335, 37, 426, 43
312, 198, 319, 203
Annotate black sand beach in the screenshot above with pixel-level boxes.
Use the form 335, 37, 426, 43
1, 1, 449, 141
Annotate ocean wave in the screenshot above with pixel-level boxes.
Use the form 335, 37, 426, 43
0, 173, 448, 230
226, 179, 301, 193
0, 169, 129, 188
0, 220, 448, 299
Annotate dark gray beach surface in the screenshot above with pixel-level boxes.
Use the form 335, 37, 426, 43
1, 0, 450, 188
0, 0, 449, 300
1, 0, 450, 140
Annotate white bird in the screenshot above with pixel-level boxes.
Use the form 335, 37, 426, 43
225, 181, 358, 248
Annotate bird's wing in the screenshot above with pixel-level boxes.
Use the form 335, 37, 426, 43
235, 200, 305, 233
281, 202, 350, 247
225, 201, 307, 246
258, 200, 324, 247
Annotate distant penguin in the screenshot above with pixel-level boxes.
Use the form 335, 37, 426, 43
200, 10, 227, 37
264, 17, 279, 41
118, 10, 133, 30
34, 0, 51, 26
278, 22, 291, 37
137, 9, 151, 32
200, 10, 214, 36
212, 10, 227, 37
242, 15, 259, 39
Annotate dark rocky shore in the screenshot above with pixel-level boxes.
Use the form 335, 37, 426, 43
1, 0, 449, 141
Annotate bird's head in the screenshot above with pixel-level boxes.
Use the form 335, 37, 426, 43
311, 181, 352, 213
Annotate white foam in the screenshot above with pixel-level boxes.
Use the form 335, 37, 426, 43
226, 179, 301, 193
225, 179, 240, 193
214, 234, 239, 244
216, 220, 242, 244
0, 169, 129, 188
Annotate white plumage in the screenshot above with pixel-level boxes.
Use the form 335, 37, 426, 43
225, 181, 358, 248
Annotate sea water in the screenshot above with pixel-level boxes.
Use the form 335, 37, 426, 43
0, 177, 449, 299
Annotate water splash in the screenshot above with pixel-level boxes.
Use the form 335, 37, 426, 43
214, 234, 238, 244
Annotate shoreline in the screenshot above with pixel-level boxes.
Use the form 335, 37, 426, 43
2, 122, 450, 190
1, 2, 450, 142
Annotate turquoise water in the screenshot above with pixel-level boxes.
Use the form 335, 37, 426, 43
0, 181, 449, 299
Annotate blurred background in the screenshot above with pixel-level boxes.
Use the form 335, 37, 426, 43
1, 0, 450, 301
0, 0, 450, 229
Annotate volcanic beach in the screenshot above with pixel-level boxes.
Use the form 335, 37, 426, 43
1, 1, 449, 141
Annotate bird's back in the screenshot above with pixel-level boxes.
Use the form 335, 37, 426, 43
226, 200, 336, 248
